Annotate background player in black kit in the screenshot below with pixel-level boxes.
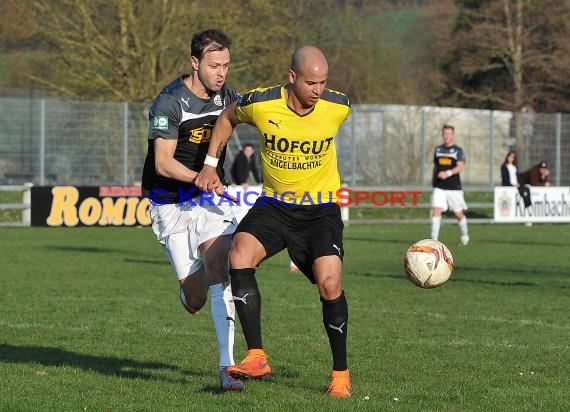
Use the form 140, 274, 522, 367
141, 29, 243, 391
430, 124, 470, 246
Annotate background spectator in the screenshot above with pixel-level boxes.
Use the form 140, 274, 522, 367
518, 160, 550, 186
230, 144, 262, 186
501, 150, 519, 187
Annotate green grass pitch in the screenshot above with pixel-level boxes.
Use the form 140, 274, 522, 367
1, 223, 568, 411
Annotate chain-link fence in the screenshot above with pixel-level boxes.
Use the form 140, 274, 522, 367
336, 105, 569, 188
0, 97, 149, 186
1, 97, 568, 187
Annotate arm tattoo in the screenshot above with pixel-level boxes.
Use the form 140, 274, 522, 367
215, 144, 226, 158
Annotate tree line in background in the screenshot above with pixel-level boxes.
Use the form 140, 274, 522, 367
1, 0, 569, 112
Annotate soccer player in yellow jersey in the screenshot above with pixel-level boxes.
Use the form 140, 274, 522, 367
195, 45, 352, 398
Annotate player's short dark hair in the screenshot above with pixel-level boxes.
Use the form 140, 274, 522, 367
191, 29, 232, 60
243, 143, 255, 150
442, 124, 455, 133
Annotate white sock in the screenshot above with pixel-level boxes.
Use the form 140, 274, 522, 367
458, 217, 468, 237
431, 216, 441, 240
210, 282, 235, 367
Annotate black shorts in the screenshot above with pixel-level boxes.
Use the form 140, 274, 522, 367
235, 197, 344, 283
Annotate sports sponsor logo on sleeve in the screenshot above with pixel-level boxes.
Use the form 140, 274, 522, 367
152, 116, 169, 130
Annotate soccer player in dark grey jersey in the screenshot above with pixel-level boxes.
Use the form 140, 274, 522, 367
430, 124, 470, 246
141, 29, 243, 391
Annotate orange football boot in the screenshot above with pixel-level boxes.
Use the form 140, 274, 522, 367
226, 349, 271, 380
327, 369, 352, 398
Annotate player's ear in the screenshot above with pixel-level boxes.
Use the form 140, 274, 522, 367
191, 56, 200, 72
288, 69, 296, 84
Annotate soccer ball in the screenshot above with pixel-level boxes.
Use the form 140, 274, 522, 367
403, 239, 454, 288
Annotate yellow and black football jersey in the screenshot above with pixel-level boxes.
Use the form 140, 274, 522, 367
235, 84, 351, 204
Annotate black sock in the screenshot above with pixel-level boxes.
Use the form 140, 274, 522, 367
229, 268, 263, 350
322, 291, 348, 371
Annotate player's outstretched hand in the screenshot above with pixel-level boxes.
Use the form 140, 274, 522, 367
195, 166, 221, 192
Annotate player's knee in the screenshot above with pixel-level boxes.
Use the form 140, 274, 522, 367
189, 294, 207, 310
229, 247, 252, 269
317, 277, 342, 301
180, 288, 207, 314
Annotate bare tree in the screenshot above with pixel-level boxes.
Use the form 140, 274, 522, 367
1, 0, 204, 100
0, 0, 346, 100
433, 0, 570, 113
1, 0, 447, 105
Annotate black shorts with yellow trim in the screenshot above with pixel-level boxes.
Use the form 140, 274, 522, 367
235, 197, 344, 283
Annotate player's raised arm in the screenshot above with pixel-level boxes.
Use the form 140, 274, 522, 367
195, 101, 240, 192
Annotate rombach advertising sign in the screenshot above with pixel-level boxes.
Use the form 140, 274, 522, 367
31, 186, 150, 227
494, 186, 570, 223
